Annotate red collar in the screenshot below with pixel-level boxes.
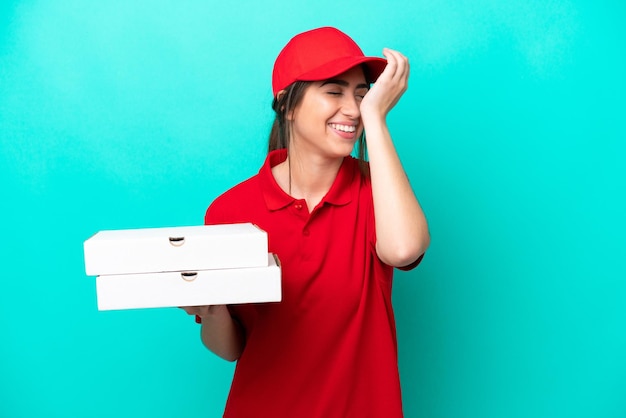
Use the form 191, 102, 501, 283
259, 149, 356, 211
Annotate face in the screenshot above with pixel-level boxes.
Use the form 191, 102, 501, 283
288, 66, 369, 160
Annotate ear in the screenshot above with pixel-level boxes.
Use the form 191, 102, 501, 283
276, 90, 294, 120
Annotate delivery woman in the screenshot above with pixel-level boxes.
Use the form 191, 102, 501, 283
182, 26, 430, 417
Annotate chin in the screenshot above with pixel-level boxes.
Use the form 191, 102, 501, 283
330, 145, 356, 159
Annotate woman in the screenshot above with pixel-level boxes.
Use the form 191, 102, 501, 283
183, 27, 430, 417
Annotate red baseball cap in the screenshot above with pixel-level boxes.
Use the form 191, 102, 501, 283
272, 27, 387, 96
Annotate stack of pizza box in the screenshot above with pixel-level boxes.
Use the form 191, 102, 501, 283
83, 223, 281, 311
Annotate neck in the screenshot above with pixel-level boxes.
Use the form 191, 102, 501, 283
272, 147, 343, 211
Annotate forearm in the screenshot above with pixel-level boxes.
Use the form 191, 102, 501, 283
364, 117, 430, 267
198, 305, 245, 362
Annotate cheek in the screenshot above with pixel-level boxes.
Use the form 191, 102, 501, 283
357, 126, 365, 138
307, 95, 335, 115
294, 100, 332, 128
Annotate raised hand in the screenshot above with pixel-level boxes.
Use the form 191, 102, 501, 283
360, 48, 410, 121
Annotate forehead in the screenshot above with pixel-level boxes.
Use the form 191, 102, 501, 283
318, 66, 368, 87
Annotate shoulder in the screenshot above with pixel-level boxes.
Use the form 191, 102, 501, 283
216, 174, 260, 202
205, 174, 262, 224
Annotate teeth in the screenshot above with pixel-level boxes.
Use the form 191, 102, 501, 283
330, 123, 356, 133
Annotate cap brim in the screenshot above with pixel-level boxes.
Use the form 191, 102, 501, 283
297, 56, 387, 84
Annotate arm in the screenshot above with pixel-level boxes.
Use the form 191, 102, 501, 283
360, 48, 430, 268
180, 305, 244, 362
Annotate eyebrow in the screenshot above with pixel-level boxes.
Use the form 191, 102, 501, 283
321, 79, 369, 90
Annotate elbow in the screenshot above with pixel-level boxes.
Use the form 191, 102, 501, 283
378, 231, 430, 268
201, 332, 244, 362
224, 343, 244, 362
205, 343, 243, 362
220, 352, 241, 363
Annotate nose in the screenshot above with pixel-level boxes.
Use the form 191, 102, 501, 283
341, 94, 361, 119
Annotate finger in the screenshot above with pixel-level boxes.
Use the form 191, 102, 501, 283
386, 50, 409, 92
386, 49, 409, 83
180, 306, 203, 316
179, 306, 193, 315
376, 49, 396, 83
382, 49, 410, 90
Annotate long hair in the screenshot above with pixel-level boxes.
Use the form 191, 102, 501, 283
268, 81, 310, 153
268, 81, 370, 176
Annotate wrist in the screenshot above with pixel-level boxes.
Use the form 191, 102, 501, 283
361, 112, 387, 131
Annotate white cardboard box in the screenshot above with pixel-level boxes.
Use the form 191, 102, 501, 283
95, 254, 281, 310
84, 223, 268, 276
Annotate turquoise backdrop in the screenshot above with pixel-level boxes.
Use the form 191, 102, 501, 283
1, 1, 624, 417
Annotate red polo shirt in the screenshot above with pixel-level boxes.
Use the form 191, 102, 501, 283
204, 149, 421, 417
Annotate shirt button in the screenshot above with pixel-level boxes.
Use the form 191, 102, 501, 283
303, 229, 310, 236
294, 203, 303, 210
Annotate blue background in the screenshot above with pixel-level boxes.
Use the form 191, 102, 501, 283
1, 1, 624, 417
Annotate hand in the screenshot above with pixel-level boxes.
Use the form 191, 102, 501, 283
360, 48, 410, 120
179, 305, 228, 319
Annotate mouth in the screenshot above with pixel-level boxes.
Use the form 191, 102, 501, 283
328, 123, 357, 133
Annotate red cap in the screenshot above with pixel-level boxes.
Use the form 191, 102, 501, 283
272, 27, 387, 96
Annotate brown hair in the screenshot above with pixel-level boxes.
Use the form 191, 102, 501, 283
268, 81, 369, 176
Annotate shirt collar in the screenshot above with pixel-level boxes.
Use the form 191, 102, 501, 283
259, 149, 356, 211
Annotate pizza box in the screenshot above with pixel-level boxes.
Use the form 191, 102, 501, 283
95, 254, 281, 310
84, 223, 268, 276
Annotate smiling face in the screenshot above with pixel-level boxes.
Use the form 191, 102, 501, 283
289, 66, 369, 161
